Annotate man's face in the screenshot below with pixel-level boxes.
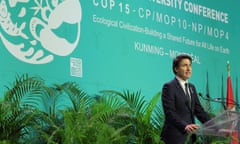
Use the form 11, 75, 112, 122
175, 58, 192, 80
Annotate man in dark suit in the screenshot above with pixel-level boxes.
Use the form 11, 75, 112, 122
161, 54, 211, 144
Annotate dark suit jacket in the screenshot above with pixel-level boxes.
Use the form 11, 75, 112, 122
161, 78, 211, 144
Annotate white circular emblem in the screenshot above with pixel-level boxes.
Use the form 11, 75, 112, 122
0, 0, 82, 64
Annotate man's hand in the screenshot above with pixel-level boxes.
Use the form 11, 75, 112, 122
185, 124, 199, 133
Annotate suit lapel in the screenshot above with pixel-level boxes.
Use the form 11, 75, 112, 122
173, 78, 185, 96
174, 78, 195, 112
174, 78, 195, 122
173, 79, 191, 108
189, 84, 195, 110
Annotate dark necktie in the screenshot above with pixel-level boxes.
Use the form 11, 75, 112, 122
185, 83, 191, 108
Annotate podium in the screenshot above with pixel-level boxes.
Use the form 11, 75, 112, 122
196, 110, 240, 143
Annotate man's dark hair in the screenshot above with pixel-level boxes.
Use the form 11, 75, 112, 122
172, 54, 192, 75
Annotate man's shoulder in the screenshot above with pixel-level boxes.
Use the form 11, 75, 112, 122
163, 78, 177, 86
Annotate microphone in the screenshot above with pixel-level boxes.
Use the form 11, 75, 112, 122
198, 93, 203, 97
206, 94, 210, 98
213, 98, 223, 102
198, 93, 209, 100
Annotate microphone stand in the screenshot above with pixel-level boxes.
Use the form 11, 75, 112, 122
212, 97, 227, 110
198, 93, 240, 110
198, 93, 227, 110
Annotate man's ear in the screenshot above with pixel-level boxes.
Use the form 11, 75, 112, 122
174, 67, 178, 74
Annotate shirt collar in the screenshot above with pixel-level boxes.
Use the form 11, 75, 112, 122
176, 76, 188, 83
176, 76, 189, 88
